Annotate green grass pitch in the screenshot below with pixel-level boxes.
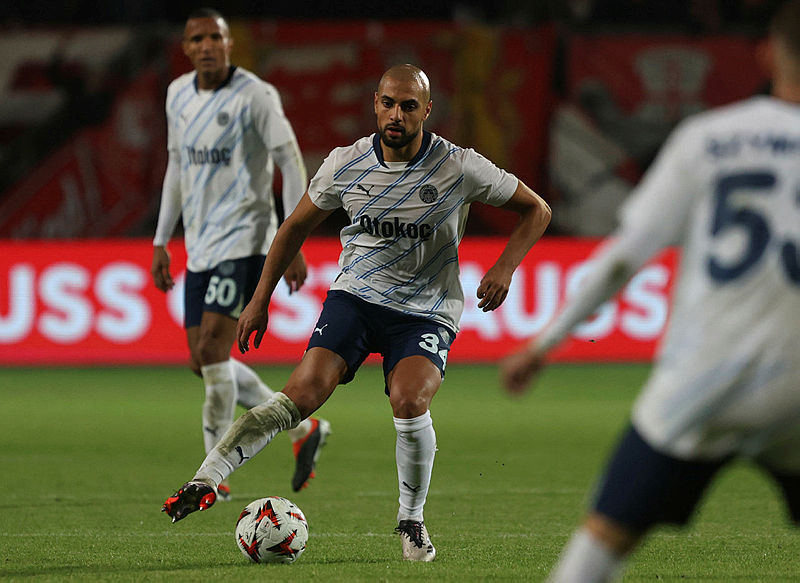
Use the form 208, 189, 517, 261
2, 363, 798, 581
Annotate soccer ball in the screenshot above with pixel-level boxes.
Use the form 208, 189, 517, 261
234, 496, 308, 564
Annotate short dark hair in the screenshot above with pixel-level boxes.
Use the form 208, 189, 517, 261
187, 7, 226, 22
771, 0, 800, 57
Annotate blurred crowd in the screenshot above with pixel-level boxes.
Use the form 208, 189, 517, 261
0, 0, 786, 239
0, 0, 784, 27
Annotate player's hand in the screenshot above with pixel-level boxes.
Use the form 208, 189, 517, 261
283, 251, 308, 294
476, 264, 512, 311
500, 347, 546, 395
236, 298, 269, 353
151, 246, 174, 292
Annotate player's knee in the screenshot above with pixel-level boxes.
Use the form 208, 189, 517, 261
389, 371, 438, 418
389, 389, 430, 419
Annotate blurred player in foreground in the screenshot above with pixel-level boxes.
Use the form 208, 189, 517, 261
151, 8, 329, 497
502, 2, 800, 580
163, 64, 552, 561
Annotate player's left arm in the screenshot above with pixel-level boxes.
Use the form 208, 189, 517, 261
253, 83, 310, 293
272, 140, 309, 293
477, 180, 552, 312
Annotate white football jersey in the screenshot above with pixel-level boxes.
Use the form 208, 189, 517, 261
621, 97, 800, 467
308, 132, 518, 332
166, 66, 298, 271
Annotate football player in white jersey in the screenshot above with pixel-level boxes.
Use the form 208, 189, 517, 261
502, 2, 800, 580
150, 8, 330, 499
162, 64, 552, 561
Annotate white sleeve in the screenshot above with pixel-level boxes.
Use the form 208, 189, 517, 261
534, 120, 698, 353
250, 83, 296, 153
271, 140, 308, 218
462, 148, 518, 206
306, 150, 342, 210
153, 152, 182, 246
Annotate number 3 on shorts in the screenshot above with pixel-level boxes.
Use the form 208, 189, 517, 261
418, 333, 448, 367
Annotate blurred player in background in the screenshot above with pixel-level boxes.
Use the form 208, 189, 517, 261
162, 64, 552, 561
150, 8, 330, 497
502, 1, 800, 580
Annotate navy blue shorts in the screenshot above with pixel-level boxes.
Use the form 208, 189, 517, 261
593, 425, 800, 529
183, 255, 265, 328
306, 290, 455, 391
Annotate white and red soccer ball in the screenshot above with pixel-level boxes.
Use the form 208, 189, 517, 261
234, 496, 308, 564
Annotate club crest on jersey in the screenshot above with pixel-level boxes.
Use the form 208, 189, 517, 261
419, 184, 438, 203
217, 111, 230, 126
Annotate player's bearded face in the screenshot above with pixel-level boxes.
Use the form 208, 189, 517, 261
379, 122, 418, 149
374, 78, 431, 154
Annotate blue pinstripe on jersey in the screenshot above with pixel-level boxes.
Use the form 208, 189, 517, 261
343, 147, 458, 275
359, 181, 464, 280
166, 66, 297, 272
311, 132, 518, 332
187, 158, 251, 259
181, 77, 255, 242
399, 252, 460, 306
333, 148, 374, 180
344, 141, 448, 255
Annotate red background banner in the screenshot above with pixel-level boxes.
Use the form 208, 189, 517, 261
0, 238, 676, 366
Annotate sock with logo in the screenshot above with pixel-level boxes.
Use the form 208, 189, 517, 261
394, 411, 436, 522
547, 527, 625, 583
194, 392, 301, 488
200, 360, 236, 454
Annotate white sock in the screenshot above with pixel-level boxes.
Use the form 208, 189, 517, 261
394, 411, 436, 523
547, 528, 625, 583
200, 360, 236, 454
230, 358, 274, 408
228, 358, 311, 441
194, 392, 301, 488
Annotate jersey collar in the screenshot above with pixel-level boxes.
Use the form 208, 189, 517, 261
372, 130, 432, 168
193, 65, 237, 93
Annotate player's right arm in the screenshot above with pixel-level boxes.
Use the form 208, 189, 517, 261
151, 88, 183, 293
237, 193, 334, 353
151, 148, 182, 292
